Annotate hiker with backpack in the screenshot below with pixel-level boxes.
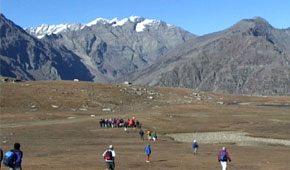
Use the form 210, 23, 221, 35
218, 146, 231, 170
102, 145, 116, 170
144, 144, 151, 163
0, 147, 3, 169
4, 143, 23, 170
192, 140, 199, 155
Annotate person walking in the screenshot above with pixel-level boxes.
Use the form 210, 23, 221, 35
6, 143, 23, 170
218, 147, 231, 170
139, 129, 144, 140
0, 147, 3, 169
146, 130, 152, 140
144, 144, 151, 163
124, 120, 129, 133
192, 140, 199, 155
152, 131, 157, 141
102, 145, 116, 170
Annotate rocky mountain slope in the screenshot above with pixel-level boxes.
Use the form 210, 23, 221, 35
127, 17, 290, 95
37, 16, 196, 82
2, 15, 195, 82
0, 14, 93, 81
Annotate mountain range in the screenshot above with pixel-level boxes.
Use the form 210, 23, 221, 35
127, 17, 290, 95
1, 14, 290, 95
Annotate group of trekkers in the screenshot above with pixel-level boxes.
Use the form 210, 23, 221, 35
0, 139, 230, 170
99, 117, 141, 129
138, 129, 158, 141
100, 115, 231, 170
103, 139, 231, 170
0, 143, 23, 170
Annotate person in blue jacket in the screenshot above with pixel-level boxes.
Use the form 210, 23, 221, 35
192, 140, 199, 155
144, 144, 151, 162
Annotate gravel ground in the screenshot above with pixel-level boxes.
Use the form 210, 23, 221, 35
167, 131, 290, 146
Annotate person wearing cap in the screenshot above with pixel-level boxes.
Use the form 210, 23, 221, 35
102, 145, 116, 170
218, 146, 231, 170
192, 140, 199, 155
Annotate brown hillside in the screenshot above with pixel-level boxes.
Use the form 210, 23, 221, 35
0, 81, 290, 169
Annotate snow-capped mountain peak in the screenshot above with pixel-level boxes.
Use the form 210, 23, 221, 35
26, 23, 83, 39
136, 19, 157, 32
129, 16, 141, 22
86, 18, 109, 27
112, 18, 128, 27
25, 16, 169, 39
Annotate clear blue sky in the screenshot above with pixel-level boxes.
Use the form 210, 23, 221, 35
1, 0, 289, 35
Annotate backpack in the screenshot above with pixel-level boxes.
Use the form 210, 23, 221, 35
3, 150, 22, 167
219, 151, 227, 161
3, 151, 15, 167
104, 150, 113, 160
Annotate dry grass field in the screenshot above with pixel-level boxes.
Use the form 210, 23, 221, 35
0, 81, 290, 170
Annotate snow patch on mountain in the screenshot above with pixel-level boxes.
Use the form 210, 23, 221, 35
26, 16, 170, 38
86, 18, 109, 27
136, 19, 155, 32
26, 23, 83, 39
112, 18, 129, 27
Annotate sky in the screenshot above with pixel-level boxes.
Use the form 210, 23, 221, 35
1, 0, 290, 35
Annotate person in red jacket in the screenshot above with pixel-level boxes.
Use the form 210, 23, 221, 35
218, 147, 231, 170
